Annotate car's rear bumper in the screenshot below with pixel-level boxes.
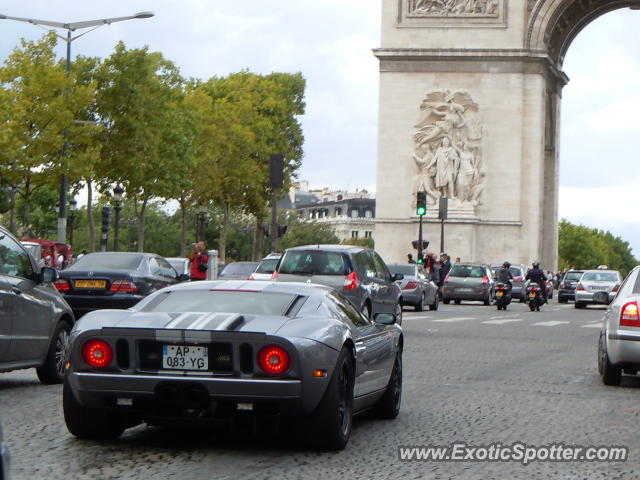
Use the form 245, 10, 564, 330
558, 288, 575, 300
608, 329, 640, 365
575, 290, 614, 304
401, 290, 422, 305
64, 294, 145, 317
442, 286, 490, 301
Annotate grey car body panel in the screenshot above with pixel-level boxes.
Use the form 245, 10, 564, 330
0, 226, 74, 373
575, 269, 621, 305
0, 421, 8, 480
66, 280, 401, 418
388, 263, 438, 306
602, 267, 640, 366
442, 263, 494, 302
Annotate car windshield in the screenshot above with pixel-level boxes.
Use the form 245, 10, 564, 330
141, 290, 298, 316
279, 251, 348, 276
492, 267, 522, 277
255, 258, 279, 274
388, 265, 416, 276
220, 263, 258, 277
564, 272, 583, 282
167, 260, 186, 272
582, 272, 618, 282
450, 265, 486, 278
66, 253, 142, 271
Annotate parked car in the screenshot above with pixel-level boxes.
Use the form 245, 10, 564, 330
274, 245, 403, 321
557, 270, 584, 303
249, 253, 282, 280
574, 269, 622, 309
388, 263, 438, 311
54, 252, 188, 318
63, 280, 403, 450
442, 263, 495, 305
219, 261, 260, 280
490, 264, 527, 302
597, 266, 640, 385
165, 257, 190, 277
20, 238, 72, 269
0, 225, 74, 384
0, 421, 7, 480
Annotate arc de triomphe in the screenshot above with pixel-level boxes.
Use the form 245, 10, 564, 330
374, 0, 639, 269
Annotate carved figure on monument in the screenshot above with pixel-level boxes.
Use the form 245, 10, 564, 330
408, 0, 500, 16
412, 90, 484, 207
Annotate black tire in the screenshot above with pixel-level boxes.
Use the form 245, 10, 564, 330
454, 299, 461, 305
415, 293, 425, 312
36, 320, 71, 384
529, 302, 535, 312
598, 333, 621, 386
305, 347, 354, 450
575, 302, 586, 309
429, 294, 439, 311
373, 351, 402, 419
395, 301, 403, 325
519, 296, 525, 303
484, 294, 491, 306
63, 379, 125, 439
559, 297, 567, 304
443, 298, 450, 305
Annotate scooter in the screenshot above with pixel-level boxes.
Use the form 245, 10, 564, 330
526, 282, 544, 312
495, 283, 512, 310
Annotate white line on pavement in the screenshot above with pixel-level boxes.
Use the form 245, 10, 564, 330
580, 323, 602, 329
403, 315, 432, 321
432, 317, 476, 323
531, 320, 570, 327
483, 319, 523, 325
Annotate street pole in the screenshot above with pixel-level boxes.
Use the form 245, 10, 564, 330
417, 214, 424, 262
440, 217, 445, 255
439, 196, 448, 254
270, 187, 279, 253
113, 202, 121, 251
100, 205, 111, 252
0, 11, 155, 244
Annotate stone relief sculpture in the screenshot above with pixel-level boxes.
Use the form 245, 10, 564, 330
408, 0, 500, 16
413, 90, 485, 207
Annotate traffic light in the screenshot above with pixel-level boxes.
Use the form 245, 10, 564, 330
101, 205, 111, 231
416, 191, 427, 216
411, 240, 429, 250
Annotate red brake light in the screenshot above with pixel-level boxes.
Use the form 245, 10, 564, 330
344, 271, 358, 290
248, 275, 255, 280
110, 280, 139, 293
482, 275, 489, 285
620, 302, 640, 327
403, 281, 419, 290
444, 274, 450, 284
257, 345, 290, 375
612, 284, 620, 293
497, 285, 506, 290
271, 271, 278, 280
53, 279, 70, 291
576, 283, 585, 291
82, 339, 113, 369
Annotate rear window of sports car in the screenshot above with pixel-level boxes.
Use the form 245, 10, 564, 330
140, 290, 300, 316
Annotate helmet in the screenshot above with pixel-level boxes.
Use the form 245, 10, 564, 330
503, 261, 511, 269
532, 261, 540, 268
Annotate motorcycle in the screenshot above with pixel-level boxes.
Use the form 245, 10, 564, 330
495, 283, 512, 310
526, 282, 544, 312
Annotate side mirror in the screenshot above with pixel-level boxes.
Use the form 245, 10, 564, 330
593, 291, 609, 305
41, 267, 59, 284
178, 273, 190, 282
393, 273, 404, 281
374, 313, 396, 325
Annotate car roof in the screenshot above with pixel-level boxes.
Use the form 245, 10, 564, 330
162, 279, 334, 296
261, 253, 282, 260
580, 269, 619, 274
284, 244, 366, 253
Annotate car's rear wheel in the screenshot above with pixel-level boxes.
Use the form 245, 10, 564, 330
443, 298, 450, 305
559, 297, 567, 304
373, 350, 402, 419
363, 302, 372, 320
415, 293, 425, 312
575, 302, 586, 309
429, 294, 439, 311
454, 299, 461, 305
304, 347, 354, 450
395, 301, 403, 325
598, 332, 621, 386
36, 320, 71, 384
63, 379, 125, 439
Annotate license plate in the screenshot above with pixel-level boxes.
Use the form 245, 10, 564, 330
496, 291, 503, 297
74, 280, 106, 289
162, 344, 208, 370
591, 286, 607, 291
457, 288, 473, 292
529, 293, 536, 299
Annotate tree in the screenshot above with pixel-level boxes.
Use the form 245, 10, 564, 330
279, 216, 339, 250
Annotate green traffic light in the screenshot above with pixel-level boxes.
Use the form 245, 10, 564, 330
417, 258, 423, 264
417, 207, 426, 216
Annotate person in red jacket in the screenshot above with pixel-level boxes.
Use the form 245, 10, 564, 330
188, 241, 209, 281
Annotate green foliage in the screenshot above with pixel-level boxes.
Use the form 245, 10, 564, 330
279, 216, 339, 250
558, 219, 638, 276
342, 237, 375, 249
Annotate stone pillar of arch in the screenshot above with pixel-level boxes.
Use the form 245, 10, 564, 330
374, 0, 640, 269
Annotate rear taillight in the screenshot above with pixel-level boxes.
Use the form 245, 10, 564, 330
271, 271, 278, 280
612, 284, 620, 293
482, 275, 489, 285
257, 345, 290, 375
444, 274, 450, 284
53, 279, 70, 291
110, 280, 139, 293
576, 283, 585, 291
403, 281, 419, 290
620, 302, 640, 327
82, 339, 113, 369
497, 285, 507, 291
344, 271, 358, 290
248, 275, 255, 280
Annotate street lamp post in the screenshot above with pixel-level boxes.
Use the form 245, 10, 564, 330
0, 11, 154, 244
112, 185, 124, 251
68, 198, 77, 247
197, 205, 208, 241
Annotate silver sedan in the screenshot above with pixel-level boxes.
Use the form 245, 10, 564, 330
388, 263, 438, 311
575, 269, 622, 309
598, 266, 640, 385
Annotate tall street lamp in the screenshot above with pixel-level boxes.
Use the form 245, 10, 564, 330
112, 184, 124, 251
0, 11, 154, 244
68, 197, 78, 247
197, 205, 208, 241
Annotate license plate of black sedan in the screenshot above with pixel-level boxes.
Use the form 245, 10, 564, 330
162, 345, 208, 370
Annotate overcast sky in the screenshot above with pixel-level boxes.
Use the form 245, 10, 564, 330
1, 2, 639, 253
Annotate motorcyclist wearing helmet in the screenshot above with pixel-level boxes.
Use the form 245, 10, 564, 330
496, 262, 513, 286
526, 261, 547, 303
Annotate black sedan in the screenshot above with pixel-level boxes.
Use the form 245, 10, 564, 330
63, 281, 403, 450
55, 252, 188, 318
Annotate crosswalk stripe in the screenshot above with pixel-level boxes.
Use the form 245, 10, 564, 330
432, 317, 475, 323
404, 315, 432, 321
532, 321, 570, 327
581, 324, 602, 329
483, 319, 522, 325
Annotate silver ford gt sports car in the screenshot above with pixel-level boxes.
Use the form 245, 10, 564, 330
63, 280, 403, 450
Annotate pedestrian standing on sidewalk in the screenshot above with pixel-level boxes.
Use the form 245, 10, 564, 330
407, 253, 416, 264
188, 241, 209, 281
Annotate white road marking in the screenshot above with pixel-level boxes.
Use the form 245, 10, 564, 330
432, 317, 476, 323
404, 315, 432, 320
581, 323, 602, 329
531, 321, 570, 327
483, 319, 523, 325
